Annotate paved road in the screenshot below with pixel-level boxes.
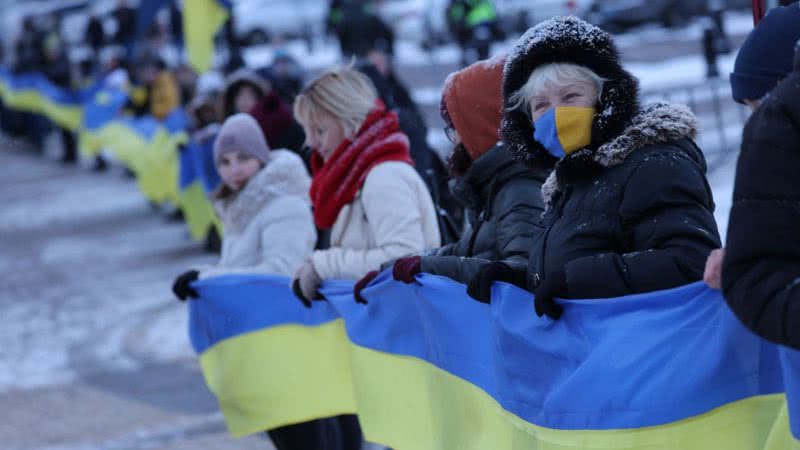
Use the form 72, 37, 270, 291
0, 142, 268, 450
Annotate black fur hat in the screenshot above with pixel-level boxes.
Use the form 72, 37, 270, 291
502, 16, 640, 169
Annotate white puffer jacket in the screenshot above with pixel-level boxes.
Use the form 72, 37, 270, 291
311, 161, 441, 281
200, 150, 316, 278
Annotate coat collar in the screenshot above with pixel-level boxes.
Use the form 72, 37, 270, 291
541, 102, 700, 210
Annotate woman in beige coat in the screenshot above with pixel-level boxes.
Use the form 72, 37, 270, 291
289, 64, 440, 450
291, 67, 441, 304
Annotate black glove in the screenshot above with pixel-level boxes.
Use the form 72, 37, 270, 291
466, 262, 527, 303
172, 270, 200, 301
533, 269, 566, 320
292, 261, 324, 308
292, 278, 312, 308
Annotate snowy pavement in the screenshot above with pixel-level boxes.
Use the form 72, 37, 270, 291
0, 142, 268, 450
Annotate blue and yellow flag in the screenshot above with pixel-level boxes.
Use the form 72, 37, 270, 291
178, 136, 222, 240
188, 272, 800, 448
0, 68, 91, 131
80, 106, 187, 204
189, 275, 353, 435
183, 0, 231, 73
80, 87, 130, 156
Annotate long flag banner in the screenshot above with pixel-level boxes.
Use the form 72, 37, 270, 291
178, 136, 223, 240
189, 271, 800, 449
0, 68, 214, 235
82, 106, 188, 204
0, 68, 95, 131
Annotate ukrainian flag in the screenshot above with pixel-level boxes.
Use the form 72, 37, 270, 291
189, 275, 356, 436
82, 108, 187, 204
0, 68, 87, 131
80, 88, 129, 156
178, 136, 223, 241
131, 109, 188, 204
189, 271, 800, 449
0, 68, 187, 204
183, 0, 232, 73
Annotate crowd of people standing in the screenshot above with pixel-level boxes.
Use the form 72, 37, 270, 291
174, 4, 800, 447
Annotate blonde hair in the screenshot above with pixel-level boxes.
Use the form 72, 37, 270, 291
508, 63, 606, 115
294, 66, 378, 138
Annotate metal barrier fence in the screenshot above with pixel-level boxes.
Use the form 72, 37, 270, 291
641, 78, 751, 172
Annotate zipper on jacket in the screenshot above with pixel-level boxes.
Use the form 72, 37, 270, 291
466, 210, 486, 257
466, 179, 498, 257
533, 185, 572, 288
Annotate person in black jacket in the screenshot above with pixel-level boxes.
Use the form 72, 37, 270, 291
112, 0, 136, 47
14, 17, 45, 73
468, 17, 720, 319
719, 42, 800, 349
327, 0, 394, 59
85, 14, 105, 55
42, 32, 78, 164
704, 4, 800, 291
353, 57, 547, 299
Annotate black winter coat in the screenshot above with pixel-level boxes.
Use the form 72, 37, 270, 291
85, 17, 105, 51
529, 103, 721, 299
422, 144, 547, 284
113, 6, 136, 44
722, 56, 800, 349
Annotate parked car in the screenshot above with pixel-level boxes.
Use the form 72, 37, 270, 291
232, 0, 327, 45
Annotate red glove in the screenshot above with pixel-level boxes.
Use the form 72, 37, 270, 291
392, 256, 422, 284
354, 270, 380, 304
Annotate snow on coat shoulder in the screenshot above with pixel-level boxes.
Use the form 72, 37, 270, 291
312, 161, 441, 281
202, 149, 316, 279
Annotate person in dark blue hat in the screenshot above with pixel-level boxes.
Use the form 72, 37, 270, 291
704, 6, 800, 294
729, 3, 800, 110
717, 38, 800, 350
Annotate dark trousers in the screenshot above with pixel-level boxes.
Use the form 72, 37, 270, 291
60, 126, 77, 162
266, 415, 363, 450
19, 112, 50, 150
267, 418, 341, 450
337, 414, 363, 450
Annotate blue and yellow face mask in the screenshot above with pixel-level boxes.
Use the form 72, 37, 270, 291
533, 106, 595, 159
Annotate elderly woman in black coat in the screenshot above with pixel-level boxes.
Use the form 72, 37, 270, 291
468, 17, 721, 319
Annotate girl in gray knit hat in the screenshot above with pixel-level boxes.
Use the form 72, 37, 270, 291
171, 113, 338, 449
171, 112, 316, 290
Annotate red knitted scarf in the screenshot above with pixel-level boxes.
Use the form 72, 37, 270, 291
309, 106, 413, 229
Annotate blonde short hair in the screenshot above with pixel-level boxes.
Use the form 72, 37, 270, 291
294, 66, 378, 138
508, 63, 606, 115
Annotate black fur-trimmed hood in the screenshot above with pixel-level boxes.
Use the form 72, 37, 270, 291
540, 102, 701, 209
502, 16, 640, 170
